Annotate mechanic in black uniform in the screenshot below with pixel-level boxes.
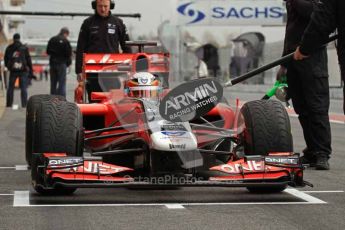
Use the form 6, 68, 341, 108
294, 0, 345, 115
75, 0, 131, 101
277, 0, 331, 170
46, 27, 72, 98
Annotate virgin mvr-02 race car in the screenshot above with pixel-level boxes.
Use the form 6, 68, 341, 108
26, 42, 310, 195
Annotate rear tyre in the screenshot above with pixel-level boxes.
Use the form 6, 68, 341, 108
240, 100, 292, 193
31, 100, 83, 195
25, 94, 66, 167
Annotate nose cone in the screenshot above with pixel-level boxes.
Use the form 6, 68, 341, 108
150, 131, 198, 151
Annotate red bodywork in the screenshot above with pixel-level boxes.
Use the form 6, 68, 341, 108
35, 51, 306, 189
77, 53, 236, 150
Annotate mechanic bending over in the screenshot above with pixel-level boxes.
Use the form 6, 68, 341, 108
75, 0, 132, 101
294, 0, 345, 115
277, 0, 331, 170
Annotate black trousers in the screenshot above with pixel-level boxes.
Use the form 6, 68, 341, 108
343, 82, 345, 114
6, 71, 29, 108
50, 63, 67, 97
287, 48, 332, 157
341, 64, 345, 114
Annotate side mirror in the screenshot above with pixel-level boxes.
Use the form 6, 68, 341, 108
117, 65, 131, 72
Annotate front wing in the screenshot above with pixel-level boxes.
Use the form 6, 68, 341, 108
33, 153, 310, 189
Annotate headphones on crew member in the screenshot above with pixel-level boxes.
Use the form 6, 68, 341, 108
91, 0, 115, 10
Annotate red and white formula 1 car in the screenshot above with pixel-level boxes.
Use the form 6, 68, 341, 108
26, 42, 310, 195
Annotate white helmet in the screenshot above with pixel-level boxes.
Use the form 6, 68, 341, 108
126, 72, 161, 98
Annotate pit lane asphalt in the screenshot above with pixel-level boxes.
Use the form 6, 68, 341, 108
0, 77, 344, 230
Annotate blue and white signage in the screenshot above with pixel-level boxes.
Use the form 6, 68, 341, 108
176, 0, 285, 26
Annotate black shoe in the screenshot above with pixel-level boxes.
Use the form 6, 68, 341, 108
300, 155, 316, 167
302, 147, 311, 155
315, 155, 330, 170
301, 148, 316, 166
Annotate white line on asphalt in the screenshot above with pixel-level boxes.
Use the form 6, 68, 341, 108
15, 165, 28, 171
12, 104, 19, 110
0, 167, 15, 169
0, 194, 13, 196
165, 204, 185, 209
13, 191, 30, 207
13, 189, 327, 208
302, 191, 344, 193
285, 189, 327, 204
12, 202, 327, 208
0, 165, 29, 170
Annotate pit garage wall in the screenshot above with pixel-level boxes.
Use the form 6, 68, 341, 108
0, 0, 26, 89
0, 0, 26, 48
164, 0, 341, 87
166, 0, 286, 85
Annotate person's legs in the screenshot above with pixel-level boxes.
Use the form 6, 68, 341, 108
287, 61, 314, 155
306, 79, 331, 170
19, 72, 29, 108
44, 70, 48, 81
56, 63, 67, 97
50, 65, 58, 95
6, 72, 17, 107
342, 72, 345, 115
294, 49, 331, 170
339, 64, 345, 114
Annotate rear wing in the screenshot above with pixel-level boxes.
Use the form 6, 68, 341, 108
76, 52, 170, 103
82, 53, 169, 74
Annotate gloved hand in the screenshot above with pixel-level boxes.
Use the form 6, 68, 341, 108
29, 74, 37, 80
276, 66, 287, 82
294, 46, 308, 61
77, 73, 84, 83
29, 71, 38, 80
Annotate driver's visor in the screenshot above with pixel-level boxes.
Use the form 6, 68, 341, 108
128, 86, 161, 98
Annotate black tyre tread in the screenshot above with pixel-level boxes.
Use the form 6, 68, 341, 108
246, 185, 287, 193
241, 100, 293, 155
34, 100, 83, 156
267, 100, 293, 152
25, 95, 66, 166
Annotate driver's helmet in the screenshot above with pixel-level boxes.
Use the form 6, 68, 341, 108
125, 72, 160, 98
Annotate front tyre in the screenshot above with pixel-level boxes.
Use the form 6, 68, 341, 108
240, 100, 293, 156
25, 94, 66, 167
31, 100, 83, 195
240, 100, 292, 193
33, 100, 83, 156
246, 185, 287, 193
